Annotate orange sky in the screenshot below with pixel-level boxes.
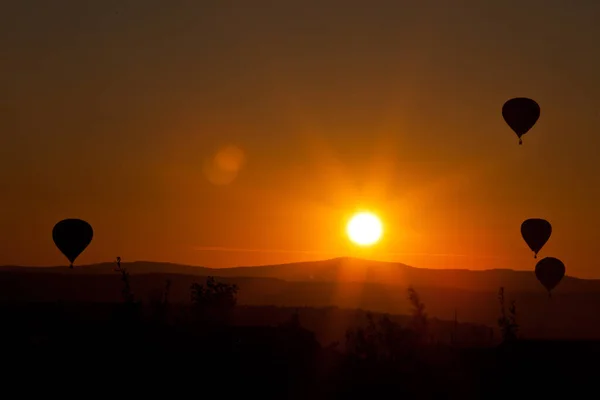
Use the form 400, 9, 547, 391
1, 1, 600, 277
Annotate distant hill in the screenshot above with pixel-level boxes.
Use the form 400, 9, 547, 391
2, 257, 600, 339
3, 257, 600, 293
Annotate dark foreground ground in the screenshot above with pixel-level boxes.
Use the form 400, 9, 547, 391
1, 301, 598, 399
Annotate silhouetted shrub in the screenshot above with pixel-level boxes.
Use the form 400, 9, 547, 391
114, 256, 134, 303
112, 256, 141, 324
346, 314, 419, 361
190, 276, 239, 325
497, 287, 518, 343
344, 287, 431, 363
4, 274, 597, 397
408, 286, 428, 342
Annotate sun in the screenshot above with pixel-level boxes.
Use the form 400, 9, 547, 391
346, 212, 383, 246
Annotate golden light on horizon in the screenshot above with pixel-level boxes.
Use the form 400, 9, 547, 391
346, 212, 383, 246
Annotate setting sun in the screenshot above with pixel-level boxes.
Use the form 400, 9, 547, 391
346, 212, 383, 246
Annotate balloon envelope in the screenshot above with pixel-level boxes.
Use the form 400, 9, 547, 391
521, 218, 552, 258
502, 98, 540, 144
535, 257, 565, 293
52, 219, 93, 267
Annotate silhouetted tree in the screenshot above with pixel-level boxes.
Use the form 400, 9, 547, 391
112, 256, 141, 324
190, 276, 238, 325
345, 312, 378, 360
114, 256, 134, 303
497, 287, 518, 343
345, 288, 430, 361
408, 286, 428, 342
377, 314, 408, 360
345, 312, 418, 361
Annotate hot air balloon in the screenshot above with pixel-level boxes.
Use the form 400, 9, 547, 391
521, 218, 551, 258
52, 219, 94, 269
535, 257, 565, 298
502, 97, 540, 144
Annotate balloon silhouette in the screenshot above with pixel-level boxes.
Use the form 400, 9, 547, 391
521, 218, 552, 258
535, 257, 565, 298
502, 97, 540, 145
52, 219, 94, 269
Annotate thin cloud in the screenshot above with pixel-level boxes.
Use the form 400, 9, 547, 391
385, 251, 505, 259
192, 246, 342, 256
191, 246, 504, 259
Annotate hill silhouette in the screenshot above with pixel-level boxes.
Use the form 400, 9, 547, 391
1, 268, 596, 396
3, 257, 600, 339
4, 256, 599, 292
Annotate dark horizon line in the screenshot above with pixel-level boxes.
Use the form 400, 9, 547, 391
0, 256, 596, 281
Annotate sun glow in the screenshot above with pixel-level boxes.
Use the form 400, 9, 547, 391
346, 212, 383, 246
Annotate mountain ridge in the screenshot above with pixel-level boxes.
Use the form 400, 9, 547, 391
0, 256, 585, 276
2, 256, 599, 294
3, 257, 600, 339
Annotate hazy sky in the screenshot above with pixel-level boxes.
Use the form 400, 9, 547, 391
1, 1, 600, 277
